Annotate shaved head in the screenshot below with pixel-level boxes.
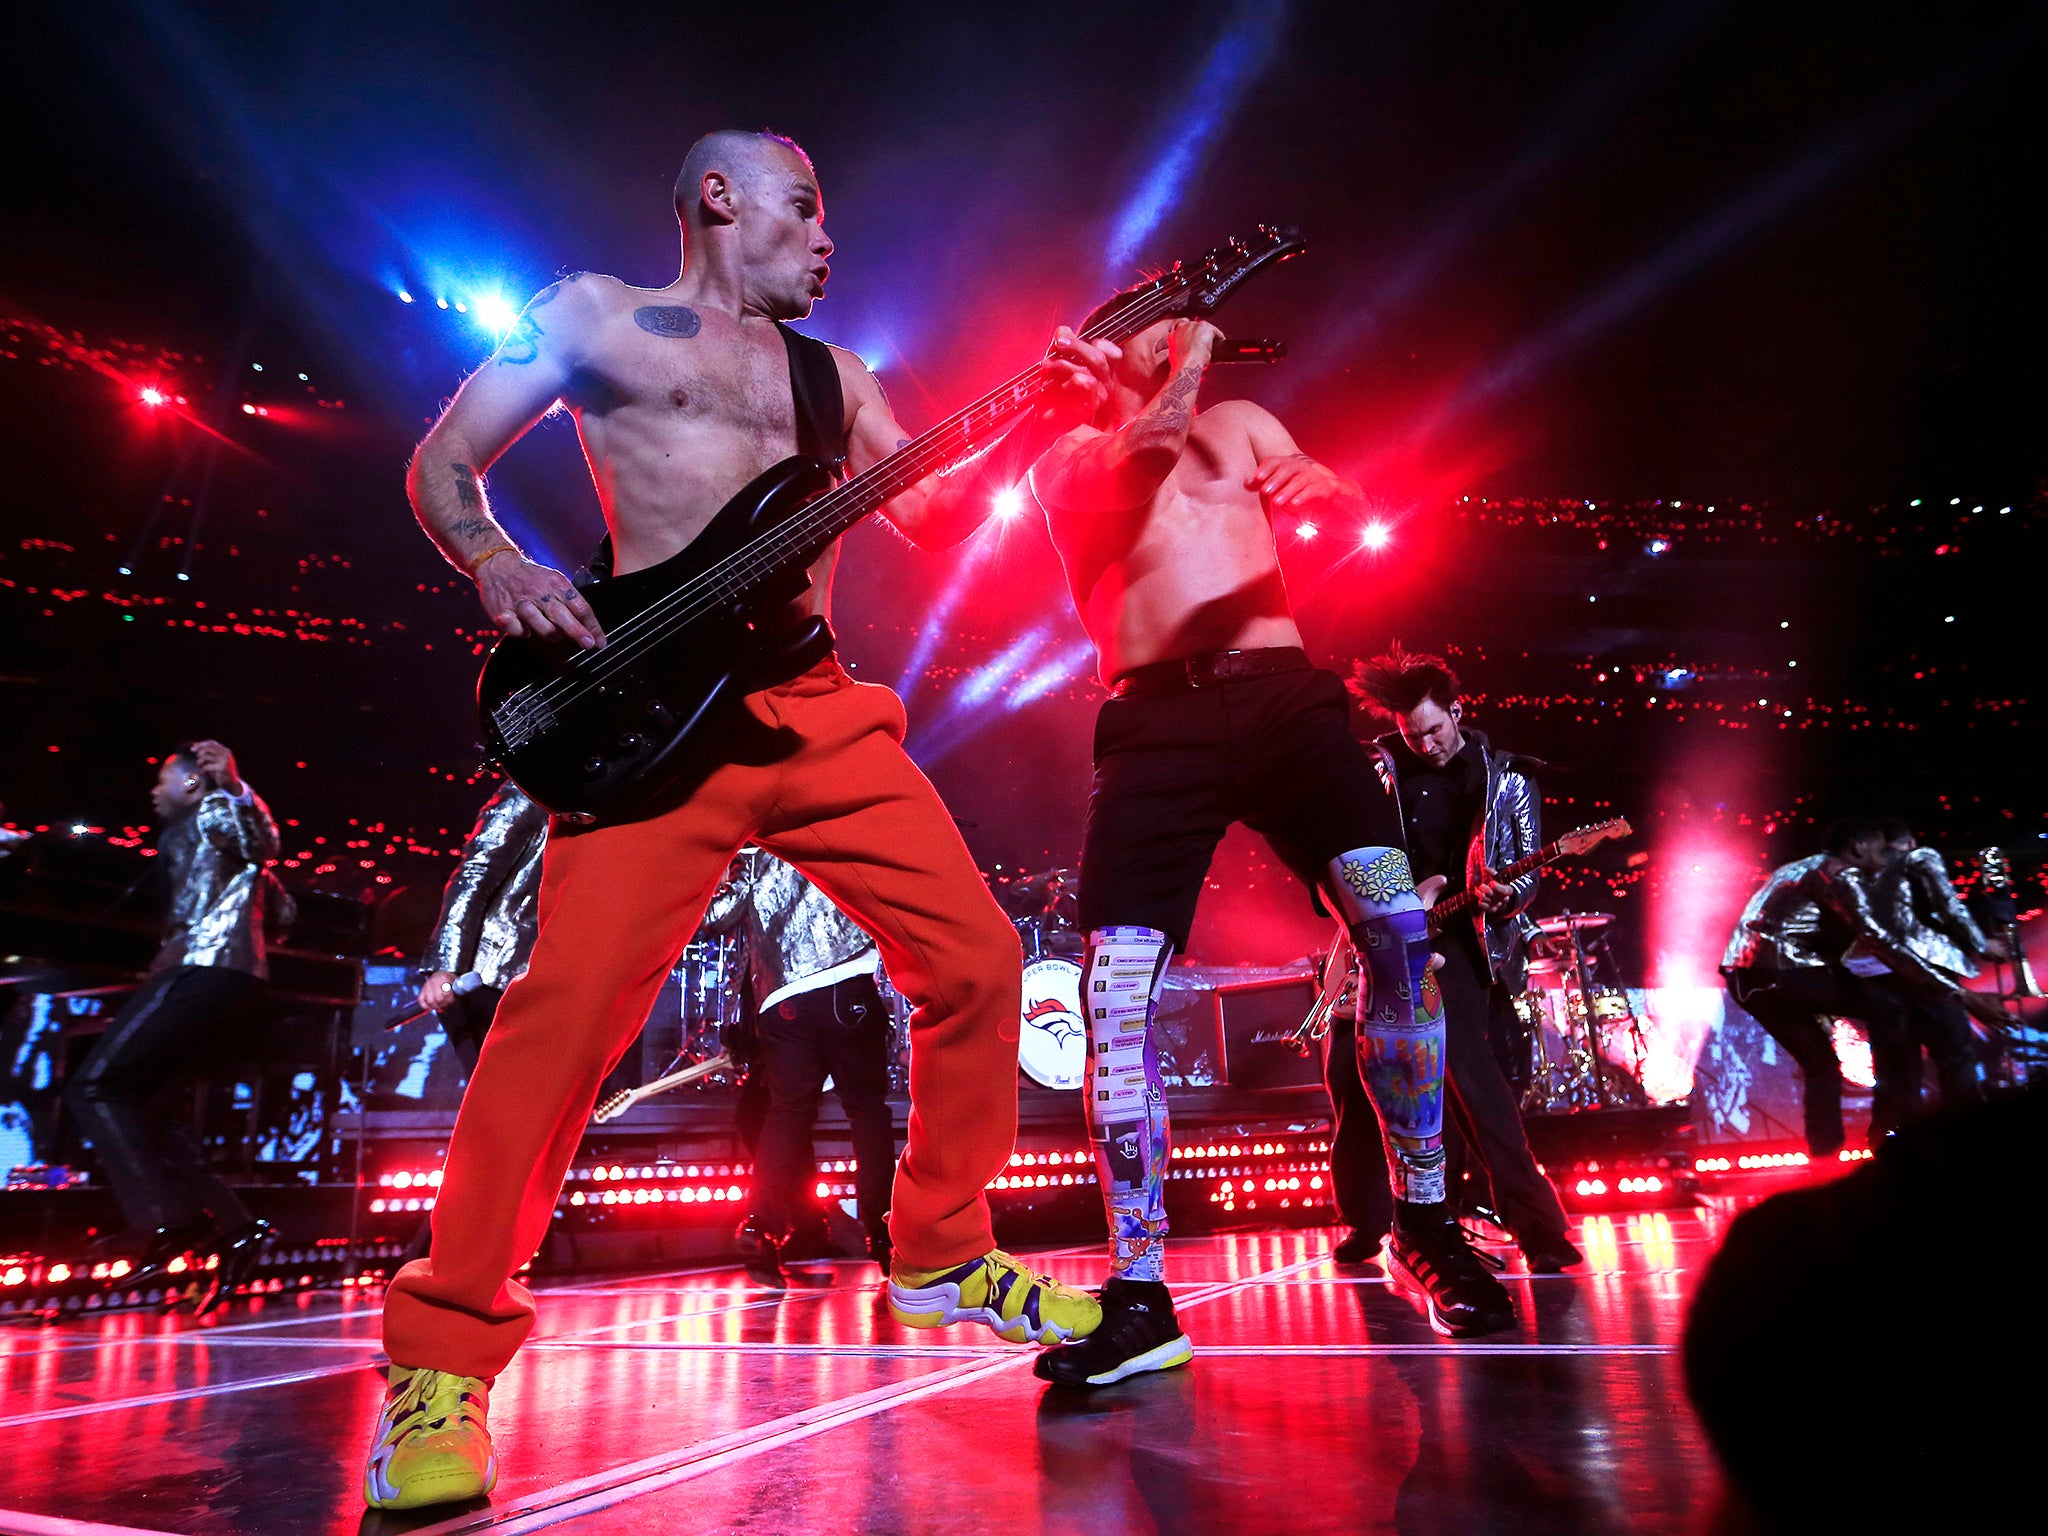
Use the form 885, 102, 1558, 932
674, 129, 816, 231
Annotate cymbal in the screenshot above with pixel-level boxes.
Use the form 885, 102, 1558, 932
1533, 912, 1615, 934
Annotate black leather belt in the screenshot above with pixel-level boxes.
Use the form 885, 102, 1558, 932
1109, 646, 1312, 699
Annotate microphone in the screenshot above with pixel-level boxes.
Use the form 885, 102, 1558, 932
384, 970, 485, 1031
1209, 338, 1288, 363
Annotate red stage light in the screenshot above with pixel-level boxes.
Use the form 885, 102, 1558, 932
1295, 520, 1319, 540
991, 484, 1025, 521
1360, 521, 1391, 550
138, 386, 166, 407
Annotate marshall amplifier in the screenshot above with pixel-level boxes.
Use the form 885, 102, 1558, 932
1212, 971, 1322, 1090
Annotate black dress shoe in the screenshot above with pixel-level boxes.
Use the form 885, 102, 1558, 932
175, 1219, 275, 1317
115, 1216, 221, 1286
1033, 1278, 1193, 1388
1388, 1213, 1518, 1338
1331, 1228, 1385, 1265
1522, 1237, 1584, 1275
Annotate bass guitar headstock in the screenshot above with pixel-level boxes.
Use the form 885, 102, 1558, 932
1089, 225, 1308, 345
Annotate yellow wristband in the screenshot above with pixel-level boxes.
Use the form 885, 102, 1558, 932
469, 543, 523, 578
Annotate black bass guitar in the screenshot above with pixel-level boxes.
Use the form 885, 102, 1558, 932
477, 224, 1306, 821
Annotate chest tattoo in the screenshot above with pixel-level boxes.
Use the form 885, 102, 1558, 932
634, 305, 702, 339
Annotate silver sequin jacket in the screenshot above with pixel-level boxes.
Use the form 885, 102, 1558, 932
153, 788, 281, 978
1721, 854, 1949, 995
1370, 728, 1542, 985
422, 784, 549, 990
1869, 845, 1991, 981
701, 848, 877, 1011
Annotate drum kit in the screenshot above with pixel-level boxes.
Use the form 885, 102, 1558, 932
991, 867, 1089, 1090
1516, 911, 1649, 1113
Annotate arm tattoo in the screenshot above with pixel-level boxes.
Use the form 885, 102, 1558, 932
449, 517, 496, 540
451, 463, 484, 512
634, 305, 702, 339
497, 311, 545, 365
1138, 366, 1202, 437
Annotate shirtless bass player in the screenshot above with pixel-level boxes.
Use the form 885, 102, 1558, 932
364, 130, 1115, 1511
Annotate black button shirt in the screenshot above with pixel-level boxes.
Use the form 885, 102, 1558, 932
1399, 738, 1484, 891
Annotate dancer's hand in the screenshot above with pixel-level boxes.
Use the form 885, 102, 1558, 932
419, 971, 458, 1011
187, 740, 244, 797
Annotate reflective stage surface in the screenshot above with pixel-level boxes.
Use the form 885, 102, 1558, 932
0, 1213, 1732, 1535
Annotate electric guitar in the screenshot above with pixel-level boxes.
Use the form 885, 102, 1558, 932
1293, 817, 1633, 1045
591, 1053, 733, 1125
1424, 817, 1633, 934
478, 225, 1308, 821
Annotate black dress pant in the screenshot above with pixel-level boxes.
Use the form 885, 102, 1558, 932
440, 985, 504, 1078
64, 964, 265, 1234
752, 975, 896, 1247
1724, 965, 1914, 1153
1325, 934, 1569, 1249
1875, 977, 1983, 1115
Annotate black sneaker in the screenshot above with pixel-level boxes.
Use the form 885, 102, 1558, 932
1389, 1214, 1518, 1337
1032, 1278, 1194, 1388
1331, 1228, 1385, 1265
1521, 1237, 1584, 1275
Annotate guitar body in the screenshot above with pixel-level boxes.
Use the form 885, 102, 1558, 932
470, 224, 1308, 823
477, 456, 839, 821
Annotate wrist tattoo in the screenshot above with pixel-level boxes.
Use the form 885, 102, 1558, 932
634, 306, 702, 339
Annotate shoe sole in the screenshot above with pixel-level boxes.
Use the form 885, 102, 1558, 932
887, 1277, 1089, 1345
363, 1452, 497, 1511
1388, 1252, 1517, 1339
1042, 1333, 1196, 1388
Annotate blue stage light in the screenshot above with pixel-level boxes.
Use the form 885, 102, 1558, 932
473, 293, 519, 335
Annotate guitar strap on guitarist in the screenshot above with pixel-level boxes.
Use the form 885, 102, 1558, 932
579, 322, 847, 586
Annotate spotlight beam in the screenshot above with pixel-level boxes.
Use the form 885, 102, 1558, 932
1103, 0, 1293, 275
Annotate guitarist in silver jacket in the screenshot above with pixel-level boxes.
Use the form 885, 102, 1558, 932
1333, 648, 1580, 1273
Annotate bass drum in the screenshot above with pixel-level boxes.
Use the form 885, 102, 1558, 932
1018, 957, 1088, 1090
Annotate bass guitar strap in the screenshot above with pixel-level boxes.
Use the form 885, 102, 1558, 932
580, 322, 849, 585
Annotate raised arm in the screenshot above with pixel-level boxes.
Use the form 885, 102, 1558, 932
405, 275, 605, 648
837, 327, 1115, 550
1033, 320, 1217, 515
1241, 403, 1367, 516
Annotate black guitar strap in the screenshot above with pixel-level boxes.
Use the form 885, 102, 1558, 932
581, 322, 848, 585
775, 321, 848, 468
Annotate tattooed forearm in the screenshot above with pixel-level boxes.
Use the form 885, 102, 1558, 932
634, 305, 702, 338
452, 463, 484, 512
1136, 365, 1202, 439
449, 517, 496, 540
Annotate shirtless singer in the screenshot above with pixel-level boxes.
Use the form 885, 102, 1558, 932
365, 130, 1116, 1510
1025, 298, 1519, 1387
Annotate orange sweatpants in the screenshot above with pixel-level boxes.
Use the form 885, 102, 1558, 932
383, 661, 1023, 1379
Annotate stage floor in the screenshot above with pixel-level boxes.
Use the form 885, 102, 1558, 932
0, 1211, 1732, 1535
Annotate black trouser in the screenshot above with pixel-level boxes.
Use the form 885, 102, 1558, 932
64, 964, 265, 1235
1325, 934, 1569, 1249
1724, 965, 1914, 1153
439, 985, 504, 1078
1076, 665, 1403, 950
1875, 977, 1982, 1114
752, 974, 896, 1247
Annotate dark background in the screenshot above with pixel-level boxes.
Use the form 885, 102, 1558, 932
3, 0, 2041, 973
